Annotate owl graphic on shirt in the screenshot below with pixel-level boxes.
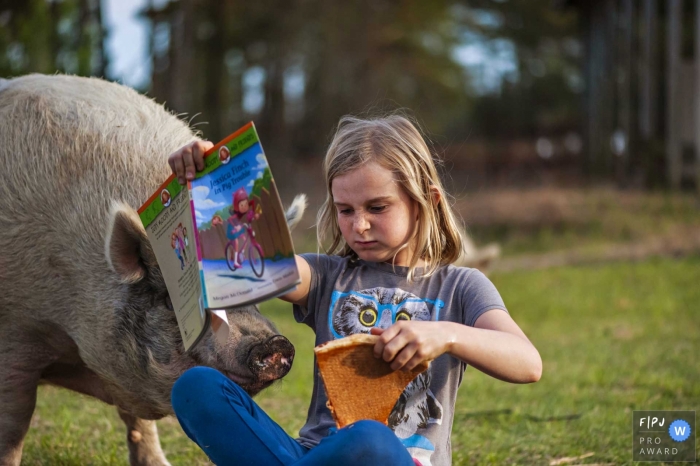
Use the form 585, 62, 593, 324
329, 287, 444, 466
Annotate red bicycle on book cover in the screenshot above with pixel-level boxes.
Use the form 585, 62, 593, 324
225, 187, 265, 277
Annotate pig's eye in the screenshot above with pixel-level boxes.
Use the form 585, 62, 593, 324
359, 307, 377, 326
164, 296, 173, 311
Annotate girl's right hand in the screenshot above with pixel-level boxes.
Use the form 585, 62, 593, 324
168, 140, 214, 185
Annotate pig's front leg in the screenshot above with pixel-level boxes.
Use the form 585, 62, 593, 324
117, 409, 171, 466
0, 348, 41, 466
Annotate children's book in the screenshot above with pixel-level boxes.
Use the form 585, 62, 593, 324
138, 122, 300, 350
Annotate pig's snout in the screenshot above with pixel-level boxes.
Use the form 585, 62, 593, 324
247, 335, 295, 383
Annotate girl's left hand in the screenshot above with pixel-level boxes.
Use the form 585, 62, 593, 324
370, 322, 451, 372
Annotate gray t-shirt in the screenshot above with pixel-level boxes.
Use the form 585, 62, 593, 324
293, 254, 508, 466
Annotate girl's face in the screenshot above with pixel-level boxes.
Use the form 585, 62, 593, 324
220, 147, 230, 161
332, 161, 419, 267
238, 198, 249, 213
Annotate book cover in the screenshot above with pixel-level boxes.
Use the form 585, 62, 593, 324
189, 122, 300, 309
138, 175, 209, 351
138, 122, 299, 350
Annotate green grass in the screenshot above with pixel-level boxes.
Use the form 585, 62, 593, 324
22, 255, 700, 465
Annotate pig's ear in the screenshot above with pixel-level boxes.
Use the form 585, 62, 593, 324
105, 201, 150, 284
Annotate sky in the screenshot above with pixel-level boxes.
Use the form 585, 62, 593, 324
103, 0, 154, 89
102, 0, 515, 96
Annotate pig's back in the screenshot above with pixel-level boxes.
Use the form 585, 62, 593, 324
0, 74, 197, 320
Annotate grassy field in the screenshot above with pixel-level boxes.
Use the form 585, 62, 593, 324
21, 254, 700, 465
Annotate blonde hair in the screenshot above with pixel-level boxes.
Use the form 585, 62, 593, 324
317, 114, 466, 280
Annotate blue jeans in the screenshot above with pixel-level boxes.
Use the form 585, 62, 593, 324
171, 367, 416, 466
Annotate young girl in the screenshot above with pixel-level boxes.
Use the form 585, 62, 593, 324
168, 115, 542, 466
171, 232, 185, 270
226, 187, 261, 269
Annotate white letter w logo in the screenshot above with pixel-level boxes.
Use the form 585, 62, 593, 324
674, 426, 687, 436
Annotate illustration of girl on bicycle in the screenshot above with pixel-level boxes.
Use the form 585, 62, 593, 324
226, 187, 264, 275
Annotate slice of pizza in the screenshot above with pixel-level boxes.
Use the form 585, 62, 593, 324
314, 333, 430, 428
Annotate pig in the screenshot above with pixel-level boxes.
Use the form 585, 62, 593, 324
0, 74, 304, 466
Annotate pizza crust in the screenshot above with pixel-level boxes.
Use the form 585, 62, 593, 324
314, 333, 430, 428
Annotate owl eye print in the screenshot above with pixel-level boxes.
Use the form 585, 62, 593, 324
358, 307, 377, 327
330, 287, 434, 338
